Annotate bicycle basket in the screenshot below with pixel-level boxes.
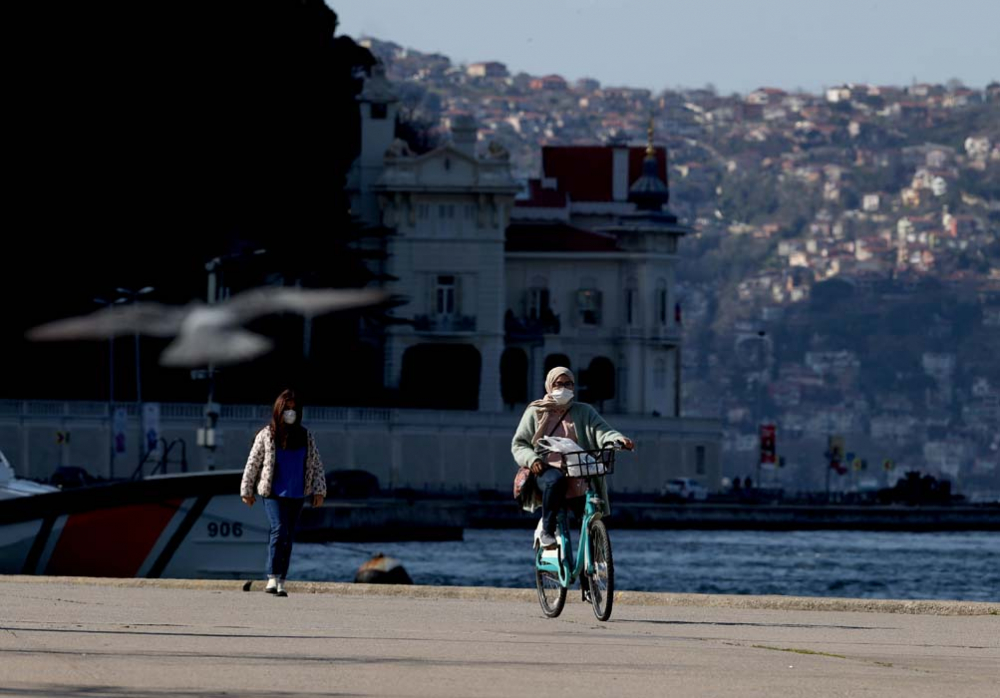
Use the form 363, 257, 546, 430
560, 447, 616, 478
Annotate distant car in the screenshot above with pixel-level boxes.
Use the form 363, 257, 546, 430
661, 477, 708, 502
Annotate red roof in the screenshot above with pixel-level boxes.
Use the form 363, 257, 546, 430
526, 145, 668, 203
506, 222, 620, 252
518, 179, 568, 208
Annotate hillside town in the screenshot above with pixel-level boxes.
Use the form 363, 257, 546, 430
361, 37, 1000, 498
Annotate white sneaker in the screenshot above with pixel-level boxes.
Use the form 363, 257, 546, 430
276, 580, 288, 597
265, 577, 278, 594
539, 531, 558, 549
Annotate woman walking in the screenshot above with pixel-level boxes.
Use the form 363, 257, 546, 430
241, 389, 326, 596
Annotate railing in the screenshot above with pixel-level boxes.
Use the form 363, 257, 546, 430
0, 399, 722, 434
134, 437, 189, 479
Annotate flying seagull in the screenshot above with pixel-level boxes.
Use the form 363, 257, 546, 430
27, 286, 388, 367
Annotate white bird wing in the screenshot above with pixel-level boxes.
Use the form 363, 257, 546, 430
26, 303, 189, 340
220, 287, 388, 324
159, 327, 274, 367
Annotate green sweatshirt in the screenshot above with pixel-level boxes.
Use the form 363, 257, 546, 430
511, 402, 626, 516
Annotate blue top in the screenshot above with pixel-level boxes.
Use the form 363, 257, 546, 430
273, 446, 306, 498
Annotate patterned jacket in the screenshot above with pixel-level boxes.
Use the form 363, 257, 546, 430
240, 428, 327, 499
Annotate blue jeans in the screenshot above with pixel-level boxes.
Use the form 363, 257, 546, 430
263, 496, 305, 579
537, 466, 568, 535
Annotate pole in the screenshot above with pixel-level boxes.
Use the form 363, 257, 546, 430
96, 297, 118, 479
114, 286, 154, 474
755, 330, 766, 492
134, 331, 142, 405
756, 376, 762, 491
134, 327, 143, 472
199, 249, 264, 470
109, 335, 115, 479
204, 259, 219, 471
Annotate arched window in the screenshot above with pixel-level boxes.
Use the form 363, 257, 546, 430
500, 348, 529, 406
581, 357, 615, 407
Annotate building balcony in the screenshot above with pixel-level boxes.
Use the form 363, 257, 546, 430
412, 314, 477, 335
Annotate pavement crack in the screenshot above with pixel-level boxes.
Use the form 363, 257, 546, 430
751, 644, 847, 659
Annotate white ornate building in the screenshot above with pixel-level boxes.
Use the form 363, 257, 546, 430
349, 67, 700, 429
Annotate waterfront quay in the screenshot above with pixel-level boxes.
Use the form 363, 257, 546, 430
1, 576, 997, 697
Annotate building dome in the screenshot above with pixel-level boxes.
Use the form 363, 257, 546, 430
628, 118, 669, 211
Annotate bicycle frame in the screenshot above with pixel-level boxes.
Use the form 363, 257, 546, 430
535, 483, 603, 588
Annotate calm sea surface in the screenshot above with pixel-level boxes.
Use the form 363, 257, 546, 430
292, 529, 999, 602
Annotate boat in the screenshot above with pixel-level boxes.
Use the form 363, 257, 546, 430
0, 449, 59, 500
2, 449, 465, 580
0, 464, 268, 579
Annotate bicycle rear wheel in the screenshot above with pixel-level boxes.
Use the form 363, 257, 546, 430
536, 567, 567, 618
587, 520, 614, 621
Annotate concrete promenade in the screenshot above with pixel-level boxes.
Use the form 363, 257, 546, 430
1, 576, 997, 697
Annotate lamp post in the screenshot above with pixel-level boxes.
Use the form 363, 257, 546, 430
93, 297, 121, 478
200, 249, 266, 469
114, 286, 155, 405
755, 329, 767, 492
114, 286, 154, 468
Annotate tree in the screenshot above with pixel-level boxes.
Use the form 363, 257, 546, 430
4, 1, 380, 402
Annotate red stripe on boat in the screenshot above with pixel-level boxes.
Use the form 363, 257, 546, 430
45, 499, 184, 577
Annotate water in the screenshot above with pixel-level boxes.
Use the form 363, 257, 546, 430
291, 529, 999, 602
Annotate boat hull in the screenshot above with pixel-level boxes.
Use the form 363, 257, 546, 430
0, 472, 267, 579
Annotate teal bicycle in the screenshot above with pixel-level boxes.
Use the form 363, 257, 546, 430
534, 442, 622, 621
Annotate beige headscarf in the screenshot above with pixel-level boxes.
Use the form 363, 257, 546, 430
530, 367, 578, 446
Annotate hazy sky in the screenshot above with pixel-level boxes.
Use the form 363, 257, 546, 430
331, 0, 999, 94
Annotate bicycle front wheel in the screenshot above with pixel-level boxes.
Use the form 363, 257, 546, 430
588, 520, 614, 621
536, 568, 567, 618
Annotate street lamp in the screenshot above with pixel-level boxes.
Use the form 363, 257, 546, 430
200, 250, 266, 469
93, 297, 120, 478
114, 286, 154, 405
115, 286, 154, 470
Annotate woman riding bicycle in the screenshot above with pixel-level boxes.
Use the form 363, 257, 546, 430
511, 366, 634, 549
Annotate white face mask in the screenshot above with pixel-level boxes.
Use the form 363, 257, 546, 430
282, 410, 297, 425
550, 388, 573, 405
